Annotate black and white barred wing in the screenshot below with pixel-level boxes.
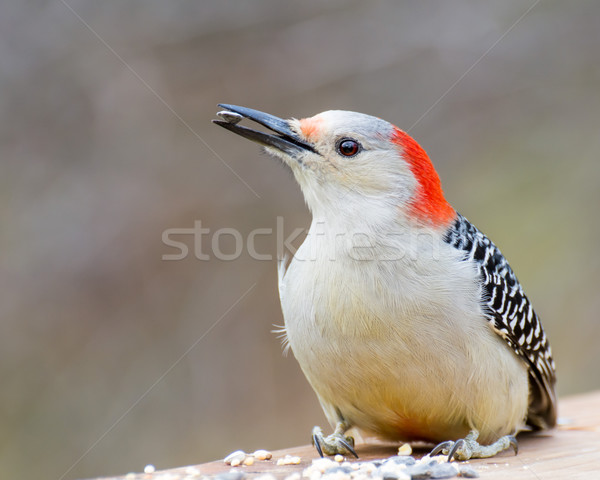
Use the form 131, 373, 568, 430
445, 214, 557, 430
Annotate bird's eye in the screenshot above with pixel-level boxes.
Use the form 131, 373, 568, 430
337, 138, 361, 157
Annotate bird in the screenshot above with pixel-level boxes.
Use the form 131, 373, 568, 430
213, 104, 557, 461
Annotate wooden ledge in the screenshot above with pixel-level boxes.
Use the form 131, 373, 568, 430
88, 390, 600, 480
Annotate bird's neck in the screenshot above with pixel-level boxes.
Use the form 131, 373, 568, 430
303, 200, 450, 267
307, 194, 455, 239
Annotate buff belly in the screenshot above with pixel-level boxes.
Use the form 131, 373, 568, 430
279, 249, 530, 445
293, 329, 529, 444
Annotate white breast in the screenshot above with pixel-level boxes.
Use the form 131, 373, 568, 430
278, 219, 529, 444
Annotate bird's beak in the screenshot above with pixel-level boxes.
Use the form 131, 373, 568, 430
212, 104, 318, 157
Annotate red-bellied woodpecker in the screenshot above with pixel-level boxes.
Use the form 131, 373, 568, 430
213, 105, 557, 461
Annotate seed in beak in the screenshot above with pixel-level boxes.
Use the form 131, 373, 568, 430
216, 110, 243, 125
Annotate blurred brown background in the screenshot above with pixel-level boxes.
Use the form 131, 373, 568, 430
2, 1, 599, 479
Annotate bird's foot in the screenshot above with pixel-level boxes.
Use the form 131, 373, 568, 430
430, 430, 518, 461
312, 425, 358, 458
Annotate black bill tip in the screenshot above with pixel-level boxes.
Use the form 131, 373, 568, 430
213, 104, 318, 156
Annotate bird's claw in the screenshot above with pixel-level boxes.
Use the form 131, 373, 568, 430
448, 439, 467, 461
312, 426, 358, 458
430, 440, 454, 457
430, 430, 518, 461
507, 435, 519, 455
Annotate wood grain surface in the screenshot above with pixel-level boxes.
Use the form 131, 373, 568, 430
88, 390, 600, 480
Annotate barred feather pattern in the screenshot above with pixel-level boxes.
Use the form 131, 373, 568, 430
443, 213, 557, 430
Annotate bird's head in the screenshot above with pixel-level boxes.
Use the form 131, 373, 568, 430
214, 105, 455, 229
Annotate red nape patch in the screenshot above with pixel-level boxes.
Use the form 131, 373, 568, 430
392, 127, 455, 227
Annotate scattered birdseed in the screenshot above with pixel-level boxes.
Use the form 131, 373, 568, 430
277, 455, 302, 465
304, 457, 337, 475
253, 449, 273, 461
254, 475, 277, 480
283, 473, 301, 480
457, 465, 479, 478
300, 453, 477, 480
155, 474, 179, 480
215, 471, 246, 480
360, 462, 377, 475
144, 464, 156, 474
216, 111, 243, 124
217, 448, 478, 480
421, 454, 448, 465
224, 450, 247, 466
397, 443, 412, 456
